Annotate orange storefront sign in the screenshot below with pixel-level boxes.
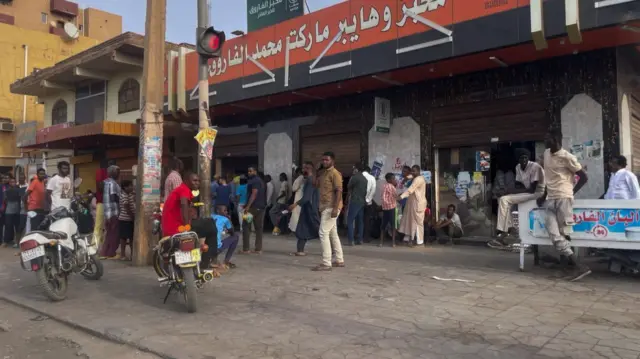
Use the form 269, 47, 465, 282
170, 0, 527, 94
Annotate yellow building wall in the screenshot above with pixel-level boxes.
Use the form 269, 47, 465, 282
0, 23, 99, 161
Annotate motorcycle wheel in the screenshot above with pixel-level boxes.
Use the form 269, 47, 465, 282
81, 255, 103, 280
35, 251, 68, 302
152, 251, 169, 278
183, 269, 197, 313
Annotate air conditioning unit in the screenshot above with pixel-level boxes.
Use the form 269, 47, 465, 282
0, 122, 15, 132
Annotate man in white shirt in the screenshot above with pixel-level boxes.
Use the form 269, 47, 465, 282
603, 155, 640, 200
537, 130, 590, 282
362, 166, 377, 242
433, 204, 463, 245
489, 149, 545, 248
46, 161, 73, 211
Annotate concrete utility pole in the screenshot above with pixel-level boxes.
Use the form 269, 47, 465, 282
197, 0, 212, 218
133, 0, 166, 266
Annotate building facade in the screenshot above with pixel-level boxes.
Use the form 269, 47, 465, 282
0, 0, 121, 177
163, 0, 639, 237
0, 0, 121, 41
11, 33, 197, 194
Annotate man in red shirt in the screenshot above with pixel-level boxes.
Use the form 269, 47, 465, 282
162, 173, 197, 236
161, 172, 217, 267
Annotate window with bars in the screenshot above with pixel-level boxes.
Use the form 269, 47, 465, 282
51, 99, 68, 125
118, 78, 140, 114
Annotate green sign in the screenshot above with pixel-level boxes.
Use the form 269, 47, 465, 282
247, 0, 303, 33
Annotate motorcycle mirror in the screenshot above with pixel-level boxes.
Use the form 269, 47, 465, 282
74, 177, 83, 189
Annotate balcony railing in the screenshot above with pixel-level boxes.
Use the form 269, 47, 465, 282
50, 0, 78, 17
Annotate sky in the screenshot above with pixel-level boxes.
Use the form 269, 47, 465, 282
75, 0, 344, 44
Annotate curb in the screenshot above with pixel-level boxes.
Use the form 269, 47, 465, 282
0, 294, 178, 359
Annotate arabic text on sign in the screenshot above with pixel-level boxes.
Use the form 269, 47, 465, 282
211, 0, 448, 79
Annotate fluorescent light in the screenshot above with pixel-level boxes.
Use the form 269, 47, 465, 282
490, 56, 508, 67
621, 25, 640, 33
371, 75, 403, 86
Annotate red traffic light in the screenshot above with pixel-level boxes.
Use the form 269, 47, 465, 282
196, 26, 225, 59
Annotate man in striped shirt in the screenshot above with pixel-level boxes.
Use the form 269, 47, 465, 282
380, 173, 398, 247
164, 158, 183, 201
118, 180, 135, 260
100, 166, 121, 259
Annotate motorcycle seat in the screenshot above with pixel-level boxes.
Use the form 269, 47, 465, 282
30, 230, 67, 240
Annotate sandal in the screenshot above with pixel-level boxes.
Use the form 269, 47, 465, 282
312, 264, 332, 272
332, 262, 345, 268
225, 262, 237, 269
239, 250, 251, 255
289, 252, 307, 256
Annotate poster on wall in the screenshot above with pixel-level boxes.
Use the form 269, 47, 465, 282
421, 171, 432, 184
475, 151, 491, 171
142, 136, 162, 200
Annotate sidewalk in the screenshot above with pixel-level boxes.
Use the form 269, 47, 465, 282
2, 235, 640, 359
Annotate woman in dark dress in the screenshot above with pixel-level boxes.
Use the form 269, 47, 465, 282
288, 161, 320, 256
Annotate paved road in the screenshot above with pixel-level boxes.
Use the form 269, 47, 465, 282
1, 235, 640, 359
0, 300, 158, 359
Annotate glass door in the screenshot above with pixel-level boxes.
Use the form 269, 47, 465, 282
435, 146, 493, 237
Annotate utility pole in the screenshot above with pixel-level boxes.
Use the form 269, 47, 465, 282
133, 0, 166, 266
197, 0, 212, 217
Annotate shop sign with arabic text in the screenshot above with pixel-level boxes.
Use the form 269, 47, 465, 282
248, 0, 304, 32
180, 0, 523, 89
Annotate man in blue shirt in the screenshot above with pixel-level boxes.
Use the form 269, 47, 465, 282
212, 205, 239, 269
214, 177, 232, 211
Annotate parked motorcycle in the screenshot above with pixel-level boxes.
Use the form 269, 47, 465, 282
19, 180, 102, 301
152, 224, 215, 313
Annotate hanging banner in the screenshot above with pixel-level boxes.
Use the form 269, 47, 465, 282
194, 127, 218, 161
374, 97, 391, 133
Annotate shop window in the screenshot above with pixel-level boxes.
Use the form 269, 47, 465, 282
75, 81, 105, 125
51, 99, 67, 125
118, 78, 140, 114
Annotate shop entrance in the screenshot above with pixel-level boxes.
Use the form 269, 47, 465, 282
217, 156, 259, 178
431, 95, 550, 238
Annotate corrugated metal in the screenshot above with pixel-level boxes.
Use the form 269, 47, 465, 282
431, 96, 549, 148
214, 132, 258, 158
631, 94, 640, 172
300, 121, 361, 176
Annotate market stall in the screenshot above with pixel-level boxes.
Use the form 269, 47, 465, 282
517, 199, 640, 271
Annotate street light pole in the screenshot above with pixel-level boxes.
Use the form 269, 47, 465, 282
197, 0, 212, 217
133, 0, 166, 266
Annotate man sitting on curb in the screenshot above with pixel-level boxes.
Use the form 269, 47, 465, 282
433, 204, 463, 245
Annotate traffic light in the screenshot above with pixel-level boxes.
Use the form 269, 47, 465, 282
196, 26, 226, 59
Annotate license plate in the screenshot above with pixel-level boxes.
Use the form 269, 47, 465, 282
174, 249, 201, 265
21, 246, 45, 262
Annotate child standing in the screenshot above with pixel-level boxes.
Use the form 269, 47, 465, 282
118, 180, 135, 261
380, 173, 398, 247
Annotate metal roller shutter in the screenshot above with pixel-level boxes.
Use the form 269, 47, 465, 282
300, 121, 361, 176
431, 96, 550, 148
214, 132, 258, 158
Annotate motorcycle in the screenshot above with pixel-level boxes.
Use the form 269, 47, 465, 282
19, 178, 103, 301
152, 224, 215, 313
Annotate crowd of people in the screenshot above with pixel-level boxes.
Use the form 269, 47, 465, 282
3, 128, 637, 283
